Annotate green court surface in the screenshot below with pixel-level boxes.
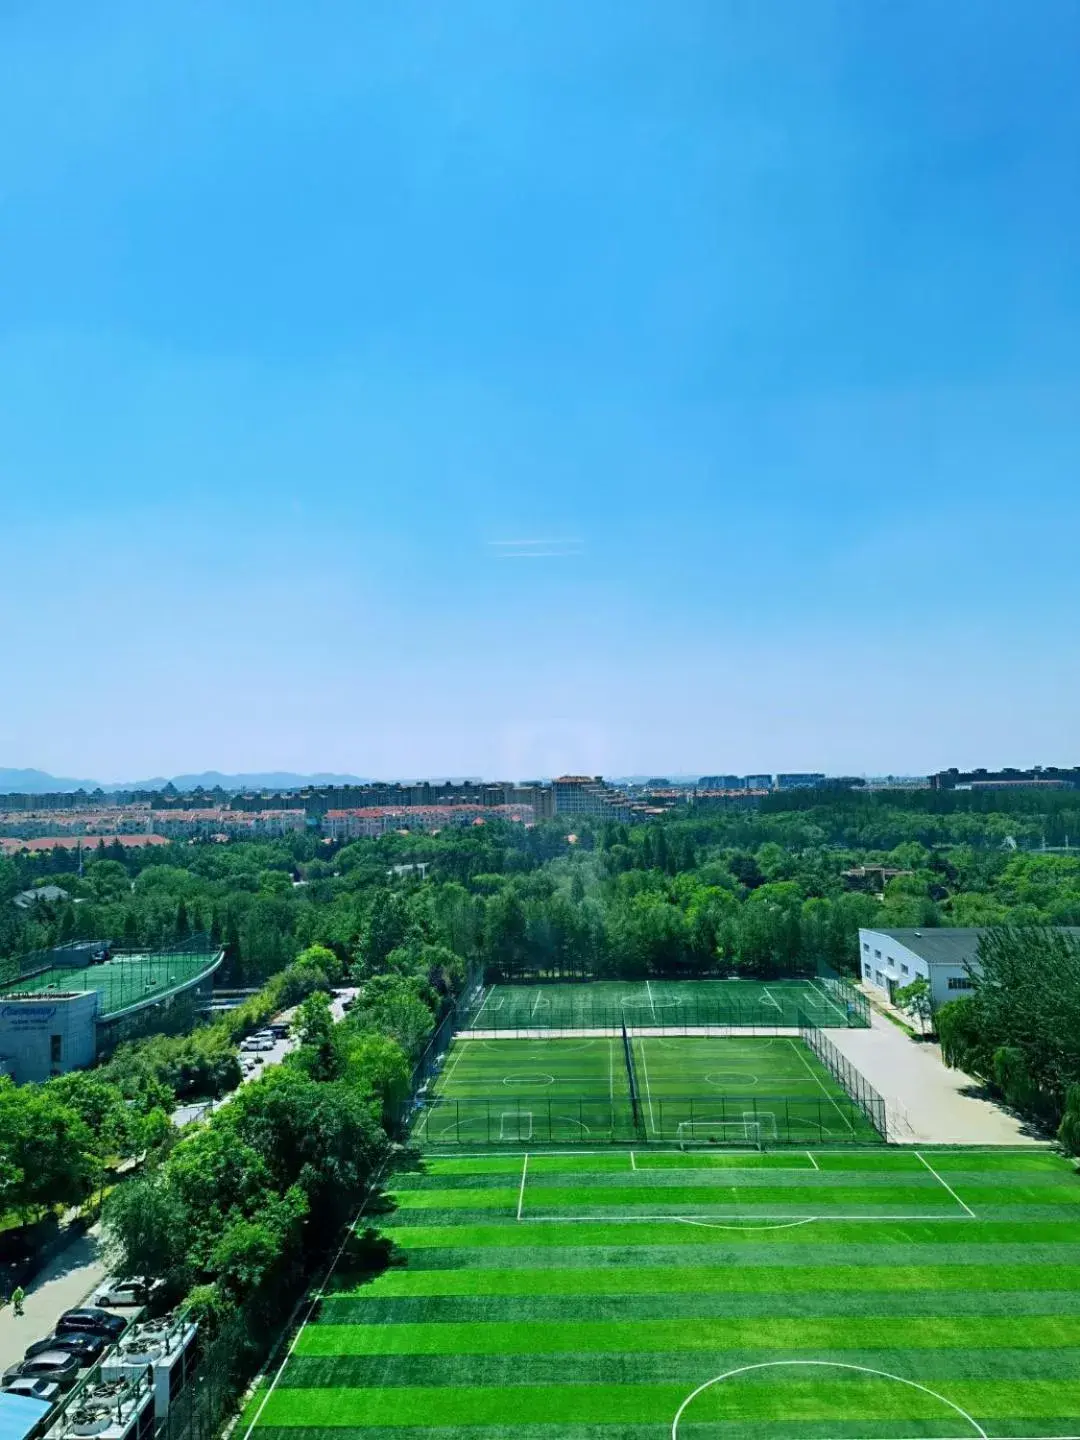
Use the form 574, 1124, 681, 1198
0, 950, 218, 1016
249, 1147, 1080, 1440
464, 978, 866, 1033
413, 1035, 883, 1147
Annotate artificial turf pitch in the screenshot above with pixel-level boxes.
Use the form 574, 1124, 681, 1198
414, 1035, 882, 1146
0, 950, 217, 1016
250, 1147, 1080, 1439
465, 977, 860, 1032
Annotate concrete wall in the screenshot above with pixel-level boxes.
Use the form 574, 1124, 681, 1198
0, 990, 100, 1082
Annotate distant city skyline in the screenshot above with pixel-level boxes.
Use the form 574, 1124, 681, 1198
3, 4, 1078, 776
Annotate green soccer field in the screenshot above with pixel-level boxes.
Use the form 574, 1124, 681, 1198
249, 1147, 1080, 1440
465, 977, 865, 1032
413, 1034, 883, 1147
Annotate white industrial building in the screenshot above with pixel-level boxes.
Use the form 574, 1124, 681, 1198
858, 925, 1080, 1010
858, 928, 985, 1010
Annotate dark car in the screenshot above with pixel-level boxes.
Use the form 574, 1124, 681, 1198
3, 1352, 80, 1391
25, 1331, 107, 1364
1, 1377, 61, 1405
55, 1308, 128, 1340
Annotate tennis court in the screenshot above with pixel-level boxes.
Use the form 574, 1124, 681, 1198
413, 1032, 883, 1147
248, 1147, 1080, 1440
464, 977, 867, 1033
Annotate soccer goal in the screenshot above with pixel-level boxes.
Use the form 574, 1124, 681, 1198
499, 1110, 534, 1142
677, 1112, 778, 1150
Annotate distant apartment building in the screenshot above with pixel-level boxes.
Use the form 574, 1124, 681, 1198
550, 776, 633, 823
744, 774, 773, 791
698, 775, 745, 791
322, 804, 534, 840
930, 767, 1080, 791
0, 834, 171, 856
151, 809, 306, 839
775, 773, 825, 790
0, 804, 154, 839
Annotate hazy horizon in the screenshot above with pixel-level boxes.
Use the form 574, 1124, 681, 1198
4, 3, 1078, 779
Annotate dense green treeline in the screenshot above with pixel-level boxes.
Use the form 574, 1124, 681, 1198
5, 798, 1080, 994
937, 926, 1080, 1149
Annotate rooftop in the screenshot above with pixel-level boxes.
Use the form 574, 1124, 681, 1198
869, 926, 1080, 967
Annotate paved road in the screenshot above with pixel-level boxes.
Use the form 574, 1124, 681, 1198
826, 1010, 1045, 1145
0, 1227, 106, 1373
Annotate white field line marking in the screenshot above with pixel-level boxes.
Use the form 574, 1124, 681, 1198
809, 976, 849, 1023
917, 1151, 976, 1218
670, 1361, 987, 1440
473, 985, 495, 1022
630, 1150, 637, 1171
522, 1212, 973, 1225
761, 986, 783, 1013
646, 978, 657, 1023
440, 1037, 470, 1089
516, 1153, 529, 1220
531, 987, 544, 1018
806, 1150, 820, 1171
788, 1039, 855, 1132
637, 1036, 657, 1136
241, 1159, 391, 1440
609, 1036, 615, 1104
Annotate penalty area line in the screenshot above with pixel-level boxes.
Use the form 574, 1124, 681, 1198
516, 1153, 529, 1220
916, 1151, 976, 1218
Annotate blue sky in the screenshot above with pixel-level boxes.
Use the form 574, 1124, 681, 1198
2, 1, 1079, 781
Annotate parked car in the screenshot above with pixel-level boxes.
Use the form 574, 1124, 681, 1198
1, 1377, 62, 1404
3, 1352, 80, 1391
94, 1277, 159, 1309
55, 1308, 127, 1340
240, 1037, 273, 1052
25, 1332, 107, 1363
266, 1023, 291, 1039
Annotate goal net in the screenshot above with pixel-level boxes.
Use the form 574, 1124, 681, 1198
499, 1110, 533, 1142
677, 1112, 778, 1150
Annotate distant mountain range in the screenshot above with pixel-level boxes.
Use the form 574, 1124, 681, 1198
0, 768, 371, 795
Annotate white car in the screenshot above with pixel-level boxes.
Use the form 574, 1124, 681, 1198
94, 1278, 160, 1309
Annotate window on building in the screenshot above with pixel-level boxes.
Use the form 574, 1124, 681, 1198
901, 963, 909, 975
947, 976, 975, 991
50, 1033, 62, 1064
862, 942, 869, 952
874, 949, 881, 959
875, 971, 884, 985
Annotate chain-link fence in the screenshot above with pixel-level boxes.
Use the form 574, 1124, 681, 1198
458, 986, 865, 1035
800, 1015, 888, 1139
413, 1090, 883, 1147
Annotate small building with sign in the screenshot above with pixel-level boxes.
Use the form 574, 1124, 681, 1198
0, 938, 224, 1083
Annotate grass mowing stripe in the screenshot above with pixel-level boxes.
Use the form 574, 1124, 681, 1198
334, 1262, 1080, 1299
319, 1289, 1080, 1324
260, 1377, 1080, 1426
296, 1315, 1080, 1355
280, 1346, 1080, 1389
383, 1219, 1080, 1250
392, 1183, 995, 1209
